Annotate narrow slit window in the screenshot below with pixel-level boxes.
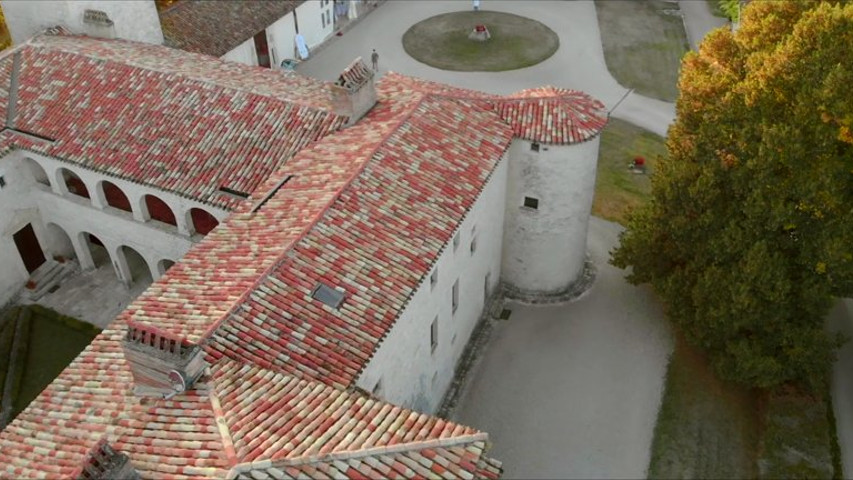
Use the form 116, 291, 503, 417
452, 279, 459, 314
523, 196, 539, 210
430, 316, 438, 353
312, 282, 345, 309
430, 269, 438, 290
453, 232, 461, 251
0, 176, 5, 188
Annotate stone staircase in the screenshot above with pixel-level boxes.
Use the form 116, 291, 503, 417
20, 259, 79, 302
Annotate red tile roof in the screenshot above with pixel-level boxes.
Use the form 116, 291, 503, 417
233, 437, 502, 480
160, 0, 301, 58
499, 87, 608, 144
0, 33, 345, 210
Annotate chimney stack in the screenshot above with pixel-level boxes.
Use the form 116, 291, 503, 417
122, 320, 206, 398
329, 57, 377, 126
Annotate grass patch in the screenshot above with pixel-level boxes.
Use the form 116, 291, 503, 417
0, 305, 100, 424
758, 390, 837, 479
649, 335, 760, 478
595, 0, 689, 102
593, 118, 666, 225
403, 11, 559, 72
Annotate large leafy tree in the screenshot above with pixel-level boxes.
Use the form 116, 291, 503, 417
612, 1, 853, 391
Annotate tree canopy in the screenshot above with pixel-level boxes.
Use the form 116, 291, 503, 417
611, 0, 853, 392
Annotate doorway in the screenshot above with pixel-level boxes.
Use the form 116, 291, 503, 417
13, 224, 46, 274
254, 30, 271, 68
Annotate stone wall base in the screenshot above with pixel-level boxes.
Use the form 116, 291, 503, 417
502, 254, 596, 305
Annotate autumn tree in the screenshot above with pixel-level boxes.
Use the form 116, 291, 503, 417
612, 1, 853, 392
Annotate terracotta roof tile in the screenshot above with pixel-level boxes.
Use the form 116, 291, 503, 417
0, 34, 344, 209
498, 86, 608, 144
160, 0, 301, 58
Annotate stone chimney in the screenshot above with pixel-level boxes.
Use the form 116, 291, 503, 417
329, 57, 377, 126
76, 439, 140, 480
122, 320, 206, 398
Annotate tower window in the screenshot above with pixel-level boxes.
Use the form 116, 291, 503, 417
530, 142, 540, 152
523, 196, 539, 210
431, 316, 438, 353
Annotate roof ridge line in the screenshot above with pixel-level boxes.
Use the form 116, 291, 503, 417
229, 432, 490, 474
27, 36, 342, 120
198, 94, 432, 343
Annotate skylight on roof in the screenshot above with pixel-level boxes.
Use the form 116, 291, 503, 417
312, 282, 345, 309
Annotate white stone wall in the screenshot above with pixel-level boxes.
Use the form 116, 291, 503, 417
266, 13, 298, 67
0, 150, 228, 305
0, 155, 45, 306
295, 0, 334, 51
221, 37, 258, 67
356, 155, 508, 414
501, 137, 601, 295
1, 0, 163, 45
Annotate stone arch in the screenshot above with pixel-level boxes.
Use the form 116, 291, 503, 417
99, 180, 133, 213
188, 208, 219, 236
58, 168, 90, 199
79, 232, 111, 271
143, 194, 177, 227
158, 259, 176, 276
45, 223, 75, 262
118, 245, 154, 287
23, 157, 50, 187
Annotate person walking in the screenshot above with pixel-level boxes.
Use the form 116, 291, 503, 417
371, 49, 379, 71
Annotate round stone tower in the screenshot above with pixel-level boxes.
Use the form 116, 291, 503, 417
499, 87, 607, 301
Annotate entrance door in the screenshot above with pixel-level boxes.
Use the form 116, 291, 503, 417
254, 30, 271, 68
13, 224, 46, 274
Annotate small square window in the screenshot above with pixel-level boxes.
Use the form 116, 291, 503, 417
530, 142, 540, 152
523, 196, 539, 210
312, 282, 344, 309
452, 279, 459, 314
430, 269, 438, 290
0, 176, 5, 188
430, 316, 438, 353
453, 232, 460, 251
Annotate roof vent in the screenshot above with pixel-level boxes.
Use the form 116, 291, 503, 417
329, 57, 377, 126
76, 438, 140, 480
122, 320, 207, 398
312, 282, 345, 309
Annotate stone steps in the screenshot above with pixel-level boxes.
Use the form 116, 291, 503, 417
21, 259, 79, 301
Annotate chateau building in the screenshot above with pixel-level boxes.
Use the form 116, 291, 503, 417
0, 24, 606, 479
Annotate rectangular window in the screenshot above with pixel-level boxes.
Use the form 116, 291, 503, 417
0, 176, 5, 188
453, 232, 460, 251
530, 142, 540, 152
372, 378, 383, 396
321, 12, 325, 28
470, 236, 477, 255
431, 316, 438, 353
311, 282, 345, 308
523, 196, 539, 210
452, 279, 459, 314
430, 268, 438, 290
326, 9, 331, 26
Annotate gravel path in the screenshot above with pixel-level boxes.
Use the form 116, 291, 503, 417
450, 217, 673, 479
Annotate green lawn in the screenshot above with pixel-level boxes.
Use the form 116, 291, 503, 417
595, 0, 690, 102
0, 305, 100, 425
403, 11, 559, 71
593, 118, 666, 225
648, 336, 760, 479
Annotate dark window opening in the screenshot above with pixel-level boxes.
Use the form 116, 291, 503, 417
530, 142, 540, 152
523, 196, 539, 210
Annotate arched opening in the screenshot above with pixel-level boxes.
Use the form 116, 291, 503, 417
59, 168, 90, 199
143, 194, 177, 227
189, 208, 219, 236
119, 245, 153, 287
45, 223, 76, 263
80, 232, 110, 269
158, 259, 176, 276
100, 181, 132, 213
24, 157, 50, 187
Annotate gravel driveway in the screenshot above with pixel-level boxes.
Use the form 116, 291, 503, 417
450, 217, 673, 479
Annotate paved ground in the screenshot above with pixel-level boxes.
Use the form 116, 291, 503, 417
451, 217, 673, 479
678, 0, 728, 51
829, 299, 853, 477
299, 0, 675, 137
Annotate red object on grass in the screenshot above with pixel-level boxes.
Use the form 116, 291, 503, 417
633, 156, 646, 167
